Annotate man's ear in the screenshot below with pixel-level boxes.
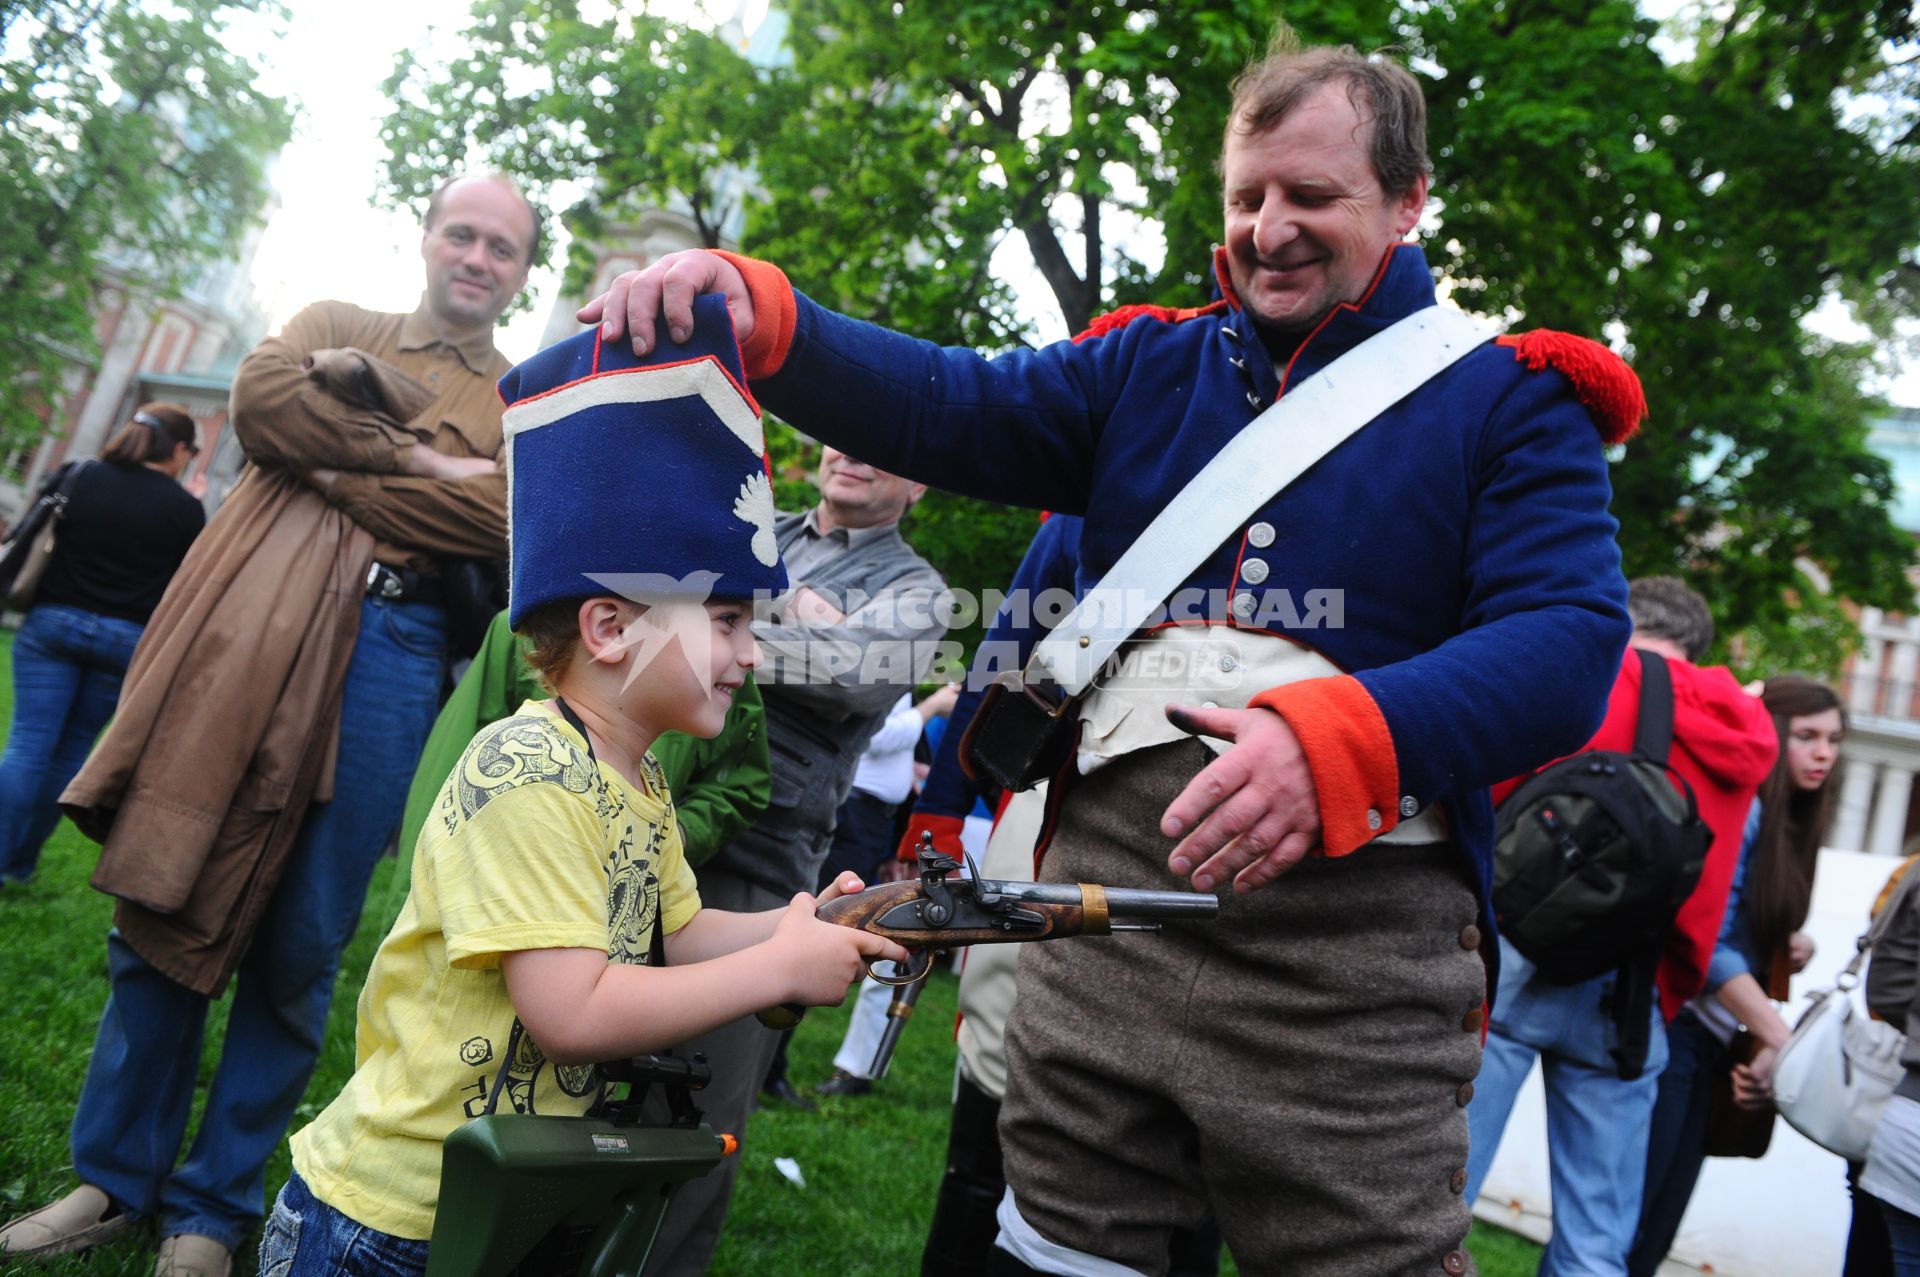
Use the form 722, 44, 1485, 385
1391, 173, 1430, 238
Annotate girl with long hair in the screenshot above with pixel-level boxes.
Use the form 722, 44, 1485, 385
1629, 675, 1844, 1275
0, 403, 205, 882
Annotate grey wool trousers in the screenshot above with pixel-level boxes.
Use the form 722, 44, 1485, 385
999, 740, 1486, 1277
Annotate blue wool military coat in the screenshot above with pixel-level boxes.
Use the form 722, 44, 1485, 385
735, 243, 1631, 938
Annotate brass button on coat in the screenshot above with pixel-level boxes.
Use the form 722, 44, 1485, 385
1450, 1168, 1467, 1194
1458, 924, 1482, 951
1462, 1006, 1485, 1033
1456, 1081, 1475, 1107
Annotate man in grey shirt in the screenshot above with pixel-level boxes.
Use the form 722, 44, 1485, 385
644, 444, 948, 1277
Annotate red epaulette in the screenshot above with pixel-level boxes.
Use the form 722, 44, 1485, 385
1071, 300, 1228, 345
1495, 330, 1646, 444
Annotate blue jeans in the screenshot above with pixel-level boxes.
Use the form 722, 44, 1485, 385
260, 1172, 429, 1277
0, 604, 144, 880
1883, 1199, 1920, 1277
68, 597, 447, 1249
1627, 1008, 1725, 1277
1465, 938, 1667, 1277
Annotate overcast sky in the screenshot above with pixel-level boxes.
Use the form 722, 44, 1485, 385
234, 0, 753, 362
230, 0, 1916, 405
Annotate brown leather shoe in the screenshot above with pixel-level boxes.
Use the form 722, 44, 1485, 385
0, 1185, 133, 1260
154, 1232, 233, 1277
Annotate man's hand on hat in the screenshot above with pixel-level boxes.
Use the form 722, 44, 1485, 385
1159, 704, 1321, 895
577, 250, 756, 358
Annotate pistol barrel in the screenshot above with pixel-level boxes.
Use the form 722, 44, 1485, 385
981, 880, 1219, 921
1103, 886, 1223, 921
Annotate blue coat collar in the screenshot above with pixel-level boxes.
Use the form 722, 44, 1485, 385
1211, 242, 1439, 398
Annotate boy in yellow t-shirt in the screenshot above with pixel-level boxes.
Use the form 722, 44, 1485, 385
263, 297, 907, 1275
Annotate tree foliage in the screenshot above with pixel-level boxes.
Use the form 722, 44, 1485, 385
1411, 0, 1919, 676
0, 0, 293, 449
383, 0, 1918, 674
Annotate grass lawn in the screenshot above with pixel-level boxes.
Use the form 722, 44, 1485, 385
0, 629, 1544, 1275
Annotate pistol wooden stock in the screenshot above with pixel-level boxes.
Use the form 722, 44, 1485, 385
753, 833, 1218, 1032
813, 880, 1091, 946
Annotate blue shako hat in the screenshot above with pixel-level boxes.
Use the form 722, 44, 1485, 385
499, 293, 787, 627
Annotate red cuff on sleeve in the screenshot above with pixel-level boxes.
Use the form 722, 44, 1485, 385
897, 812, 967, 863
712, 251, 798, 380
1247, 675, 1400, 857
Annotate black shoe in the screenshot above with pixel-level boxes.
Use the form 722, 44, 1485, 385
760, 1077, 817, 1111
814, 1068, 874, 1098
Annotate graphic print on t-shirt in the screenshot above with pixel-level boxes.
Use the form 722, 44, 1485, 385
448, 713, 673, 1116
448, 716, 597, 830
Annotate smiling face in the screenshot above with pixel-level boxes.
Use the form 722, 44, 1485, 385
420, 177, 535, 334
816, 447, 925, 532
615, 598, 761, 741
1784, 707, 1844, 793
1220, 81, 1427, 337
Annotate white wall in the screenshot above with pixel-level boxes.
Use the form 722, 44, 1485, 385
1472, 848, 1889, 1275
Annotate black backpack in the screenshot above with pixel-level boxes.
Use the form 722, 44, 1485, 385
1492, 649, 1714, 1078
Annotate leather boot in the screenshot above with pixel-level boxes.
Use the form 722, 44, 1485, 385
920, 1073, 1007, 1277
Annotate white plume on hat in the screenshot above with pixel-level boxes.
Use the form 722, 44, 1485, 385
735, 470, 778, 567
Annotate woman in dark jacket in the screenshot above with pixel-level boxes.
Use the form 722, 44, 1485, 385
1865, 860, 1920, 1273
0, 403, 205, 882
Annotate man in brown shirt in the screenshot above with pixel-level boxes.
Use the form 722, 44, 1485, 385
1, 174, 536, 1277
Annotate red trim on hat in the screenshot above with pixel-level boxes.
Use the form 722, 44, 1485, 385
1246, 674, 1400, 857
695, 353, 761, 418
712, 251, 797, 379
504, 353, 758, 420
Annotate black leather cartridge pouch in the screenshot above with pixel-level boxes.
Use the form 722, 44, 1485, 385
960, 677, 1080, 793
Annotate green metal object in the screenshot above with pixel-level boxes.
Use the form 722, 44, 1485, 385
426, 1114, 725, 1277
426, 1054, 728, 1277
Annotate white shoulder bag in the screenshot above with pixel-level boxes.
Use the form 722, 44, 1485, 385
1771, 870, 1916, 1160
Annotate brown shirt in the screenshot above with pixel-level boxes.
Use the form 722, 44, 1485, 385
240, 296, 512, 571
64, 298, 513, 994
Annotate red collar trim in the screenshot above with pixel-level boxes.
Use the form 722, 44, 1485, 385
1212, 247, 1241, 311
1275, 243, 1412, 397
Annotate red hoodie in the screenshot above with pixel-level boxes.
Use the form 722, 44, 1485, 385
1492, 646, 1779, 1019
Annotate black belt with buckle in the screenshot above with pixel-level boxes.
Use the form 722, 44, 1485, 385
366, 562, 447, 607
